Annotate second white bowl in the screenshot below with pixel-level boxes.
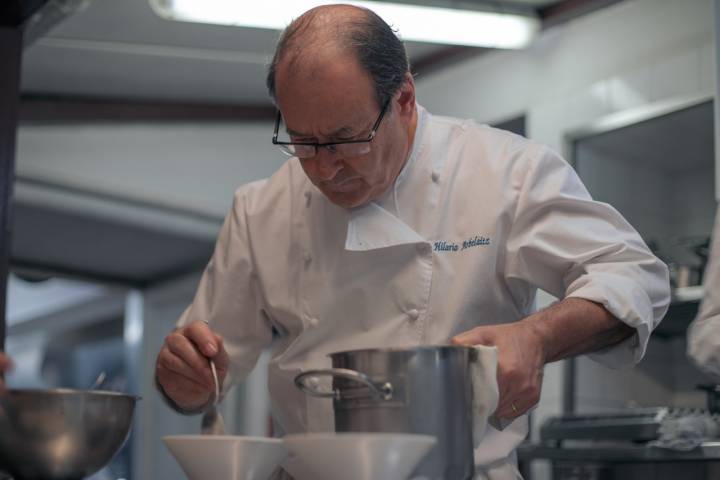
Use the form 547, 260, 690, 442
283, 432, 436, 480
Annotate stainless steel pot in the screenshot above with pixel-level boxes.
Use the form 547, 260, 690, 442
295, 345, 477, 480
0, 388, 139, 480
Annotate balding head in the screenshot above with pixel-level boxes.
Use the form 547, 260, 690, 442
266, 4, 409, 108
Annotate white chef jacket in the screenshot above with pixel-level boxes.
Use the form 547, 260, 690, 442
687, 206, 720, 378
177, 105, 670, 477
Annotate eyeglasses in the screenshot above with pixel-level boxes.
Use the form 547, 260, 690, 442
272, 99, 390, 159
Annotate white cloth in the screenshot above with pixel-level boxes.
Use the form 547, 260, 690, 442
177, 105, 670, 476
470, 346, 499, 447
688, 206, 720, 378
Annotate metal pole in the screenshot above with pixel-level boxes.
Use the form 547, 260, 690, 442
0, 26, 23, 352
715, 0, 720, 201
561, 357, 576, 414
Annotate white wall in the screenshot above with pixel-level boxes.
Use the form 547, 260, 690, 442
417, 0, 714, 151
16, 122, 283, 220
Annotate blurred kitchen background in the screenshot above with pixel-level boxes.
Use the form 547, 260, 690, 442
1, 0, 718, 479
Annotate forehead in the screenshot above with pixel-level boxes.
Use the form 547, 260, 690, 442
275, 54, 377, 128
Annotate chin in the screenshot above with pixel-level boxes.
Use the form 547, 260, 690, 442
321, 188, 371, 209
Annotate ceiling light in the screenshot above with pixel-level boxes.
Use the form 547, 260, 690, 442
150, 0, 539, 49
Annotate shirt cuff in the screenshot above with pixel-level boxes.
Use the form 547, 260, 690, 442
566, 272, 657, 369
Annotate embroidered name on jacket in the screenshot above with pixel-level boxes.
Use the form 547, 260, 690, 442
433, 235, 491, 252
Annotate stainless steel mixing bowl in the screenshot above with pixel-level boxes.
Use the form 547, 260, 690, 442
0, 389, 139, 480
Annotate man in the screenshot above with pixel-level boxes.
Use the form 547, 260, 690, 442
155, 4, 670, 478
688, 206, 720, 377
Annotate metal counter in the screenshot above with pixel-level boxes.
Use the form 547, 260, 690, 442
519, 442, 720, 480
519, 441, 720, 462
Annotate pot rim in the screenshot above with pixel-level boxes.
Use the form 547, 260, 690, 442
327, 344, 477, 358
2, 388, 141, 401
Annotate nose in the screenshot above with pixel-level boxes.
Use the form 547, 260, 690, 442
313, 147, 343, 181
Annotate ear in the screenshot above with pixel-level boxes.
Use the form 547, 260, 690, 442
395, 72, 416, 119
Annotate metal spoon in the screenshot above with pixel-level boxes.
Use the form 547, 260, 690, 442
89, 371, 107, 390
201, 321, 226, 435
201, 359, 226, 435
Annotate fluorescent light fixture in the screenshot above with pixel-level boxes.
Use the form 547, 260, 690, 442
150, 0, 539, 49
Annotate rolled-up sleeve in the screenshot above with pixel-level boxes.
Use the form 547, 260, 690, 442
687, 206, 720, 378
504, 147, 671, 368
177, 182, 273, 391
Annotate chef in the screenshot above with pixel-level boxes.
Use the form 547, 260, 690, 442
688, 206, 720, 377
154, 4, 670, 478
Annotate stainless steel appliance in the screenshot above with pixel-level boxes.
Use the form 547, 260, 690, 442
540, 407, 671, 443
0, 389, 138, 480
295, 345, 477, 480
518, 408, 720, 480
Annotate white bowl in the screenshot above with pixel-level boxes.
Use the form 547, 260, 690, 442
163, 435, 287, 480
283, 433, 436, 480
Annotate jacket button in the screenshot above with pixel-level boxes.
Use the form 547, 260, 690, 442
431, 171, 440, 183
407, 309, 419, 321
303, 252, 312, 264
304, 191, 311, 205
308, 317, 319, 327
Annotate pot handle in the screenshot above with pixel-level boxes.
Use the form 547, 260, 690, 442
294, 368, 393, 401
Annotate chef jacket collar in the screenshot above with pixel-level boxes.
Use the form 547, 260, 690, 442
345, 105, 429, 251
345, 202, 425, 250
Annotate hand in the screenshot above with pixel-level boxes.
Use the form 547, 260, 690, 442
0, 353, 13, 392
451, 321, 545, 419
155, 321, 229, 412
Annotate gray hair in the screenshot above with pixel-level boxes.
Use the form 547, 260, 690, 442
266, 6, 410, 108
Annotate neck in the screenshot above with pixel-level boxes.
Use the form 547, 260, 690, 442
383, 105, 419, 198
406, 107, 418, 157
395, 106, 418, 175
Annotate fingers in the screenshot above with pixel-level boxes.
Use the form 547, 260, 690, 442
185, 324, 229, 386
0, 354, 12, 372
0, 354, 14, 392
450, 323, 544, 420
167, 331, 214, 380
184, 321, 221, 358
155, 321, 230, 409
159, 342, 213, 390
450, 325, 495, 346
